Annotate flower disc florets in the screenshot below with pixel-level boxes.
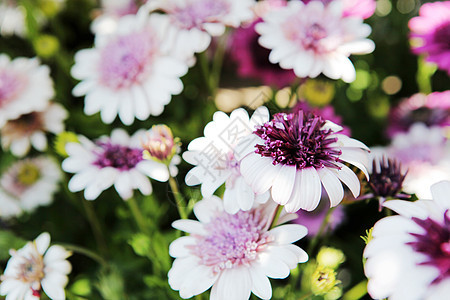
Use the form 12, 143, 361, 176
254, 111, 342, 170
368, 157, 408, 199
94, 142, 143, 171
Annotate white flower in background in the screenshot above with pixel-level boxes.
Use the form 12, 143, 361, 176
183, 106, 270, 214
148, 0, 255, 63
256, 0, 374, 82
0, 54, 54, 127
0, 2, 26, 37
239, 110, 370, 212
71, 13, 188, 125
1, 102, 68, 157
388, 123, 450, 199
364, 181, 450, 300
62, 128, 170, 200
168, 196, 308, 299
0, 232, 72, 300
0, 156, 61, 219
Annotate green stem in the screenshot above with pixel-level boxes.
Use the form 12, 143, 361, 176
308, 206, 336, 254
298, 292, 313, 300
127, 197, 151, 236
416, 56, 436, 94
198, 51, 215, 96
58, 243, 108, 269
209, 31, 228, 97
269, 205, 283, 230
81, 198, 109, 258
342, 280, 368, 300
169, 176, 188, 219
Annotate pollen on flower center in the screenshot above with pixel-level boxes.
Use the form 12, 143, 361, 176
93, 142, 143, 171
254, 111, 342, 170
0, 70, 27, 106
408, 212, 450, 284
99, 31, 156, 90
190, 210, 270, 273
170, 0, 230, 30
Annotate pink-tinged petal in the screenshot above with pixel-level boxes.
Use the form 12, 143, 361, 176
169, 236, 197, 258
213, 267, 252, 300
317, 167, 344, 207
193, 196, 223, 223
249, 266, 272, 300
269, 224, 308, 244
332, 163, 361, 198
271, 165, 296, 205
172, 220, 206, 235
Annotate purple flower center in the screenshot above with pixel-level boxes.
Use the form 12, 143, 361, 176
254, 111, 341, 170
190, 209, 270, 273
99, 31, 156, 90
170, 0, 230, 30
408, 212, 450, 284
93, 142, 143, 171
0, 70, 26, 107
433, 21, 450, 50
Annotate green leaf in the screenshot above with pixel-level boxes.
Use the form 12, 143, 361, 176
0, 230, 27, 260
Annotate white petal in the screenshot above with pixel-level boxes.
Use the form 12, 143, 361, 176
339, 148, 370, 179
169, 236, 196, 258
431, 180, 450, 209
317, 167, 344, 207
179, 265, 218, 299
213, 268, 252, 300
34, 232, 50, 255
271, 165, 296, 205
269, 224, 308, 244
249, 266, 272, 300
172, 220, 206, 235
193, 196, 223, 223
332, 163, 361, 198
114, 172, 134, 200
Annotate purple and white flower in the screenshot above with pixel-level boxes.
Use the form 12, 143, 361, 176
62, 128, 170, 200
71, 13, 188, 125
239, 110, 370, 212
0, 232, 72, 300
1, 103, 68, 157
0, 54, 54, 127
168, 196, 308, 299
255, 0, 374, 83
0, 156, 61, 219
183, 106, 270, 214
364, 180, 450, 300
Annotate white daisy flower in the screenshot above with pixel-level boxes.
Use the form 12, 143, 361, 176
364, 180, 450, 300
255, 0, 375, 83
147, 0, 255, 63
0, 232, 72, 300
183, 106, 270, 214
0, 54, 54, 127
239, 109, 370, 213
388, 122, 450, 199
62, 128, 170, 200
71, 12, 188, 125
168, 196, 308, 299
1, 102, 68, 157
0, 156, 62, 219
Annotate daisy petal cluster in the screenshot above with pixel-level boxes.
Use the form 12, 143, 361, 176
0, 156, 61, 219
1, 102, 68, 157
256, 0, 375, 83
151, 0, 255, 61
0, 54, 54, 127
409, 1, 450, 75
239, 109, 370, 212
71, 12, 188, 125
364, 181, 450, 299
168, 197, 308, 299
0, 232, 72, 300
62, 128, 170, 201
183, 106, 270, 214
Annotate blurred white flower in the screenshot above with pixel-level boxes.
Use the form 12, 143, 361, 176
256, 0, 374, 82
183, 106, 270, 214
0, 232, 72, 300
0, 54, 54, 127
364, 181, 450, 300
1, 102, 68, 157
0, 156, 61, 219
62, 128, 170, 200
0, 2, 26, 37
71, 13, 188, 125
168, 196, 308, 299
